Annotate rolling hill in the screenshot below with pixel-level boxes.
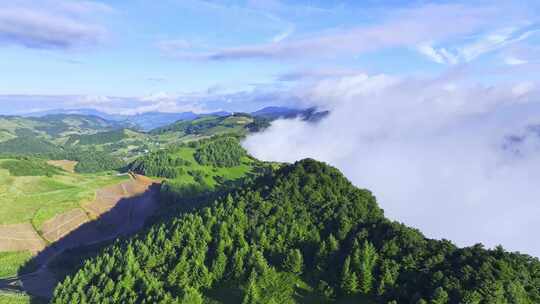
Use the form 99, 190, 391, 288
150, 114, 256, 138
0, 114, 128, 146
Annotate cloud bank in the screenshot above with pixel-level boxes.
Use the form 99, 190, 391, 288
243, 73, 540, 257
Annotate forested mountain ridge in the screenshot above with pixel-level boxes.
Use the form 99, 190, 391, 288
51, 159, 540, 303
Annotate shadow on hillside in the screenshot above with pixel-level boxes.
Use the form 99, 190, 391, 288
0, 183, 161, 301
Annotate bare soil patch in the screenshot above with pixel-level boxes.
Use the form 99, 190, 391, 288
46, 160, 78, 173
83, 174, 155, 218
0, 224, 45, 253
41, 209, 90, 243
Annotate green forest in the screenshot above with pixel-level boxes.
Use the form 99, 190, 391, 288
51, 159, 540, 303
194, 137, 247, 167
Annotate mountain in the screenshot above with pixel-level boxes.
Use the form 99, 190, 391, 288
125, 112, 200, 131
51, 157, 540, 303
150, 108, 330, 138
23, 108, 124, 121
20, 106, 327, 131
251, 106, 329, 122
0, 114, 128, 146
251, 106, 304, 119
23, 109, 232, 131
149, 113, 257, 137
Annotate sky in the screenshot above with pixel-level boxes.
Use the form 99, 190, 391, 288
0, 0, 538, 114
2, 0, 540, 256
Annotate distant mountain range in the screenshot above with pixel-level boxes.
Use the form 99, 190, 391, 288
23, 106, 328, 131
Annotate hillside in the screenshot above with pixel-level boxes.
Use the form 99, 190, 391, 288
129, 136, 273, 216
0, 115, 130, 158
52, 159, 540, 303
0, 157, 131, 287
0, 115, 126, 142
149, 108, 330, 140
150, 114, 255, 137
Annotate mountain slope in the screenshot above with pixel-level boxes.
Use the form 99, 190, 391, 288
0, 114, 127, 144
51, 159, 540, 303
150, 114, 256, 138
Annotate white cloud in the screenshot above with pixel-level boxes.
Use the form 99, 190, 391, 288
0, 0, 109, 49
505, 56, 528, 65
272, 25, 294, 43
417, 43, 458, 65
75, 95, 111, 105
140, 92, 173, 103
243, 73, 540, 257
418, 26, 540, 65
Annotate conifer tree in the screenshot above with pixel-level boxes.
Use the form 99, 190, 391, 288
359, 241, 378, 294
283, 249, 303, 274
340, 256, 358, 295
243, 271, 260, 304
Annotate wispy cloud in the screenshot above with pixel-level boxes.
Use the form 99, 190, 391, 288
271, 24, 295, 43
417, 26, 540, 65
505, 56, 528, 66
0, 0, 110, 50
160, 3, 509, 61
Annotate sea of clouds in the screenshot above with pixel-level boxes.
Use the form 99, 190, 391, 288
243, 73, 540, 257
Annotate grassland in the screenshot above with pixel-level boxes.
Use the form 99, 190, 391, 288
0, 252, 33, 278
0, 159, 129, 231
158, 146, 254, 187
0, 293, 32, 304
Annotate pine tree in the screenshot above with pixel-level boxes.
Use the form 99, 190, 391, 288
359, 241, 378, 294
180, 287, 203, 304
462, 291, 482, 304
243, 271, 260, 304
283, 249, 303, 274
341, 256, 358, 294
432, 287, 449, 304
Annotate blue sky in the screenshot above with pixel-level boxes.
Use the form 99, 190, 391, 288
0, 0, 539, 114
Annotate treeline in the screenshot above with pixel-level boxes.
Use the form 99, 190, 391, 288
130, 150, 191, 178
51, 159, 540, 303
72, 151, 125, 173
150, 117, 223, 135
0, 135, 124, 173
44, 149, 125, 174
0, 136, 63, 155
129, 136, 247, 179
0, 157, 62, 177
194, 137, 246, 167
246, 117, 271, 132
68, 129, 128, 145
